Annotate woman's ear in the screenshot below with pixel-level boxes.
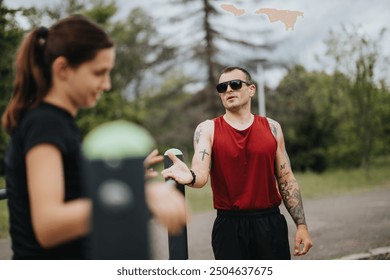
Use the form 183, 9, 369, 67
52, 56, 69, 80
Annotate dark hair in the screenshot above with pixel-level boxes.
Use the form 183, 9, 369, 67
219, 66, 253, 84
2, 15, 114, 134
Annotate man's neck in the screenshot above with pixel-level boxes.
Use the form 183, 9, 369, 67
223, 111, 254, 130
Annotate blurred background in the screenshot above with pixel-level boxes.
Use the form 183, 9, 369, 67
1, 0, 389, 255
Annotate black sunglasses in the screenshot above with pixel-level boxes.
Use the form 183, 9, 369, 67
216, 79, 251, 93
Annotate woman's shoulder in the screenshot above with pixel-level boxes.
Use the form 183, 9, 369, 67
22, 103, 70, 126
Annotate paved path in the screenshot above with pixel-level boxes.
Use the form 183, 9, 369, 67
149, 187, 390, 260
1, 187, 390, 260
0, 239, 11, 260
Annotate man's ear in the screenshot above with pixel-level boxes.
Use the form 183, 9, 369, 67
249, 84, 256, 97
52, 56, 69, 80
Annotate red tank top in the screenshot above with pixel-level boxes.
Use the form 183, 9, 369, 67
210, 115, 281, 210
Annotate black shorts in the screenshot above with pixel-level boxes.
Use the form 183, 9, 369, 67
212, 206, 291, 260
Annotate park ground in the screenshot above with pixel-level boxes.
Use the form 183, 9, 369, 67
1, 183, 390, 260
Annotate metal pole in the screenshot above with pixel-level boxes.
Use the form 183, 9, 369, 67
257, 63, 266, 116
164, 148, 189, 260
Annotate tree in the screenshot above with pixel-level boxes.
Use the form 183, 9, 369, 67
20, 0, 176, 98
138, 72, 193, 156
0, 0, 180, 174
324, 25, 389, 175
375, 81, 390, 157
25, 0, 178, 133
0, 1, 24, 175
109, 7, 176, 96
155, 0, 278, 117
267, 65, 343, 172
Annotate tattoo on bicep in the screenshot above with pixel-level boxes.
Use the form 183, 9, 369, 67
199, 149, 210, 161
194, 126, 202, 144
279, 179, 306, 225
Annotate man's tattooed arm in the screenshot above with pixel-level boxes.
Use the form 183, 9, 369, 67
278, 176, 306, 226
271, 119, 313, 254
194, 125, 202, 145
190, 121, 214, 187
267, 118, 278, 138
273, 121, 307, 226
194, 123, 212, 161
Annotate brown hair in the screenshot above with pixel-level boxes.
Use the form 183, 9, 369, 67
219, 66, 253, 84
1, 15, 114, 134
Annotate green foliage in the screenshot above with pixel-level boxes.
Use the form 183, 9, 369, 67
0, 3, 24, 174
0, 0, 179, 169
267, 26, 390, 174
0, 177, 8, 239
324, 26, 389, 175
132, 72, 195, 155
0, 199, 8, 239
110, 7, 176, 94
1, 1, 389, 179
76, 90, 139, 137
297, 156, 390, 198
84, 0, 117, 26
376, 83, 390, 155
267, 66, 338, 172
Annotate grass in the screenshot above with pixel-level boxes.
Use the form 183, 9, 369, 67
0, 177, 8, 239
1, 157, 390, 239
185, 157, 390, 212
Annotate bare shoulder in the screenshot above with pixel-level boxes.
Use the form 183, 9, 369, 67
199, 119, 214, 128
196, 120, 214, 134
194, 119, 214, 144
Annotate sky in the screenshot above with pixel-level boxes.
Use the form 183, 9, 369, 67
4, 0, 390, 88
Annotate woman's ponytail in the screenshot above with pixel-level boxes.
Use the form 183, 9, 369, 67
1, 26, 51, 134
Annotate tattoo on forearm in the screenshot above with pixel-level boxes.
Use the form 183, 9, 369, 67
279, 179, 306, 226
199, 149, 209, 161
284, 150, 291, 165
278, 162, 291, 178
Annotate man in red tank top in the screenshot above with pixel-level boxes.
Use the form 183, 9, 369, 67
162, 66, 312, 259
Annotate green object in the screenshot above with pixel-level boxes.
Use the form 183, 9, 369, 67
83, 120, 155, 160
164, 148, 183, 156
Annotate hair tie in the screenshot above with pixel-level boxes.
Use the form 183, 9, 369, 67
37, 26, 49, 39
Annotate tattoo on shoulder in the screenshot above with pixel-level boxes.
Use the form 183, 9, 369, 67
267, 119, 278, 138
270, 123, 277, 137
